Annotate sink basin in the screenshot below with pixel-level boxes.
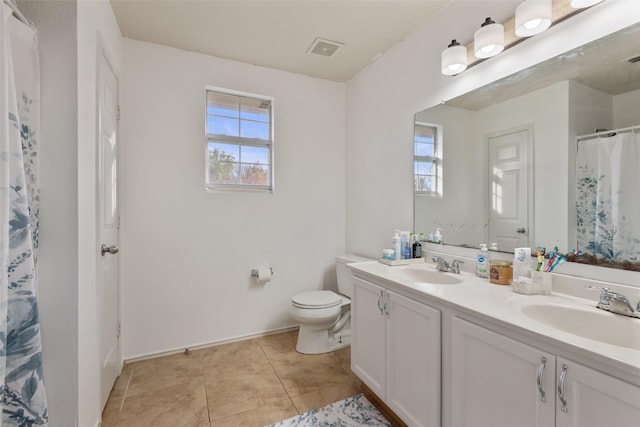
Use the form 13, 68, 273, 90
519, 302, 640, 350
388, 265, 463, 285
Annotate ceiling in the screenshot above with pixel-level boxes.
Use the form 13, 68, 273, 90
110, 0, 520, 82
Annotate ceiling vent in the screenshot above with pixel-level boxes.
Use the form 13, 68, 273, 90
626, 55, 640, 64
306, 38, 344, 57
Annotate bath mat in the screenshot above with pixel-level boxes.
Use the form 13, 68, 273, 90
265, 393, 392, 427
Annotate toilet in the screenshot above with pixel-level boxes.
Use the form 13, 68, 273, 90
290, 254, 372, 354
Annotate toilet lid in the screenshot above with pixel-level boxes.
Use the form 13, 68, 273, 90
292, 291, 342, 309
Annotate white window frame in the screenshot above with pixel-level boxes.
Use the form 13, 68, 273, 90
205, 86, 274, 192
414, 122, 443, 198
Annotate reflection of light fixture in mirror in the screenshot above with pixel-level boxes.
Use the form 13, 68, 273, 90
441, 39, 467, 75
474, 17, 504, 58
570, 0, 604, 8
515, 0, 552, 37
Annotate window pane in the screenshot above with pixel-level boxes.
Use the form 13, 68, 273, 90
240, 97, 270, 122
208, 115, 239, 136
415, 142, 435, 157
415, 124, 435, 139
241, 145, 270, 165
208, 142, 239, 162
240, 164, 270, 186
415, 175, 434, 192
240, 120, 270, 140
208, 161, 239, 184
207, 92, 239, 118
415, 161, 434, 175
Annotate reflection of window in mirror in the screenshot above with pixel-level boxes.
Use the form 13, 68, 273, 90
414, 122, 443, 197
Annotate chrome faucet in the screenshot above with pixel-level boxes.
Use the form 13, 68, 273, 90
586, 285, 640, 318
432, 256, 464, 274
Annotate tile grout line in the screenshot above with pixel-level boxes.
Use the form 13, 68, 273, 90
257, 341, 301, 414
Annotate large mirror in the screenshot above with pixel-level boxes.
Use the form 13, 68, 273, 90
414, 22, 640, 267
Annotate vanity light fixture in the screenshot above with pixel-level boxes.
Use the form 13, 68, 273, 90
474, 17, 505, 58
441, 39, 468, 75
515, 0, 552, 37
570, 0, 604, 8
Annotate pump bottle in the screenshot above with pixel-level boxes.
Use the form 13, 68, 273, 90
476, 244, 489, 278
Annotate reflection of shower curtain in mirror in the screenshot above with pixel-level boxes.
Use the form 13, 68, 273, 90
1, 4, 49, 426
576, 130, 640, 262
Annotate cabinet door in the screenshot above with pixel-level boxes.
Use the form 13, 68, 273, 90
386, 291, 441, 427
451, 317, 556, 427
351, 277, 386, 397
556, 358, 640, 427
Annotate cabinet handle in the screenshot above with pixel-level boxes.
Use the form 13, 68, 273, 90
383, 292, 390, 316
377, 290, 384, 315
536, 357, 547, 403
558, 364, 568, 413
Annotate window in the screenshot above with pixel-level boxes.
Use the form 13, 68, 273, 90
205, 87, 274, 191
414, 122, 443, 197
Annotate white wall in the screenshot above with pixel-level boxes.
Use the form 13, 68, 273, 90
346, 0, 640, 272
77, 1, 122, 426
613, 88, 640, 128
120, 39, 346, 359
16, 1, 78, 426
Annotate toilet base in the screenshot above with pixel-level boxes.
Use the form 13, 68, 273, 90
295, 326, 351, 354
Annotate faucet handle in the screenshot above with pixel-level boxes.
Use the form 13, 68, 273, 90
585, 285, 613, 308
451, 259, 464, 274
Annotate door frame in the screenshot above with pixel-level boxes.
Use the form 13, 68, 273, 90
485, 124, 535, 250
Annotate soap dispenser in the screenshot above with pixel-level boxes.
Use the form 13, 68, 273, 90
476, 244, 489, 278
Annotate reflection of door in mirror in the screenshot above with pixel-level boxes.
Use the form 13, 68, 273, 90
488, 128, 531, 252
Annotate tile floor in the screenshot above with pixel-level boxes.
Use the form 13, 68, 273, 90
101, 330, 362, 427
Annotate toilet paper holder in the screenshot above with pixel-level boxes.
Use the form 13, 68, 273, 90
251, 267, 273, 278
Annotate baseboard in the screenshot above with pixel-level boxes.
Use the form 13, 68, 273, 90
361, 382, 408, 427
123, 325, 299, 363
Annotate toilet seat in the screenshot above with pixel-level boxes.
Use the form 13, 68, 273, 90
292, 291, 342, 309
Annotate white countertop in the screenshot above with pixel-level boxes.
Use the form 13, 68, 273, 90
349, 260, 640, 384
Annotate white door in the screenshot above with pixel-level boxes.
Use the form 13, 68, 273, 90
488, 129, 531, 252
556, 358, 640, 427
451, 317, 556, 427
386, 291, 441, 427
351, 277, 386, 398
97, 45, 120, 409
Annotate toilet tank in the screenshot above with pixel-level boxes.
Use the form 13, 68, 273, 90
336, 254, 373, 298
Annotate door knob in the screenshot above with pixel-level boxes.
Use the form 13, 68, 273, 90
101, 244, 119, 256
516, 227, 526, 234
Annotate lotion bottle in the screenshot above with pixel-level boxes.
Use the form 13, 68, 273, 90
476, 244, 489, 278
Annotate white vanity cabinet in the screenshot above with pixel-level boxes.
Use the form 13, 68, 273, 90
451, 317, 556, 427
351, 276, 441, 427
451, 317, 640, 427
555, 357, 640, 427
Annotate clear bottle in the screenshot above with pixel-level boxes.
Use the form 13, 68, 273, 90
476, 244, 489, 278
393, 231, 401, 261
412, 234, 422, 258
433, 228, 442, 243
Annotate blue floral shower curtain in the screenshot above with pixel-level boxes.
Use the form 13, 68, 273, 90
1, 4, 48, 426
576, 130, 640, 262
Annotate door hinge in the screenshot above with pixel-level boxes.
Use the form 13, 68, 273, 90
116, 104, 121, 122
117, 322, 121, 338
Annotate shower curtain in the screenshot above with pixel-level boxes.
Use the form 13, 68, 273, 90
576, 131, 640, 262
1, 4, 48, 426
